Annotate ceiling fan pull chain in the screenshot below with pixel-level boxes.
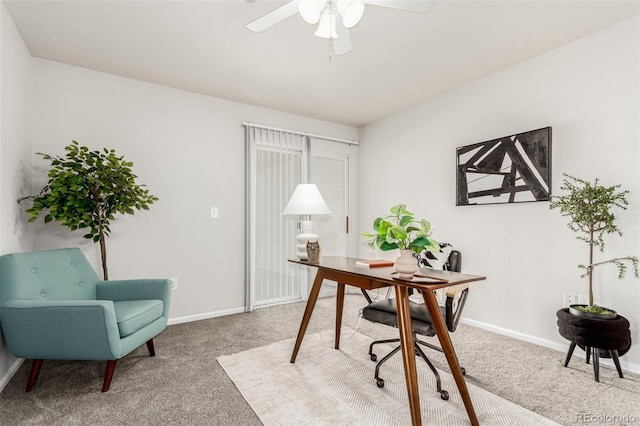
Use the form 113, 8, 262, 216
328, 39, 334, 62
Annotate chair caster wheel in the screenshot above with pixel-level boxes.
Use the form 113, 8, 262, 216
370, 354, 377, 362
376, 378, 384, 388
461, 367, 466, 376
440, 390, 449, 400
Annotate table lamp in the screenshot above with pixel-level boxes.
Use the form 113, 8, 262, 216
283, 183, 331, 260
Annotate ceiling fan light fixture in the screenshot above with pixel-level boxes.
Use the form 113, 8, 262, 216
337, 0, 364, 29
298, 0, 327, 24
314, 10, 338, 39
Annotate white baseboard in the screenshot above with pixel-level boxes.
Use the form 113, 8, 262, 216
167, 306, 246, 326
0, 357, 25, 394
461, 317, 640, 375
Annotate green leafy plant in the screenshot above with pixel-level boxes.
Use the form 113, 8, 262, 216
550, 173, 638, 312
18, 141, 158, 280
362, 204, 440, 255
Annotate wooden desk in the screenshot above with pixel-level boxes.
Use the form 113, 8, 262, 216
289, 256, 486, 426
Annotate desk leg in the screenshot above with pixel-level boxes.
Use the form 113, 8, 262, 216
335, 282, 345, 349
290, 270, 325, 363
395, 286, 422, 426
422, 290, 479, 426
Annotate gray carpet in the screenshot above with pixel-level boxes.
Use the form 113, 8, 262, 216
0, 294, 639, 425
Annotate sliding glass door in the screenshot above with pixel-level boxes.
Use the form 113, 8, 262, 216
310, 152, 349, 258
309, 145, 352, 298
245, 124, 357, 310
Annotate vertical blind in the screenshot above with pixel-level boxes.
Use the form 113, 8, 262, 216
245, 124, 307, 310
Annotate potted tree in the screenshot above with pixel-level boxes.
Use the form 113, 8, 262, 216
550, 173, 638, 318
362, 204, 440, 278
19, 141, 158, 280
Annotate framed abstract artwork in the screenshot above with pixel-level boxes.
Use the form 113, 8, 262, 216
456, 127, 552, 206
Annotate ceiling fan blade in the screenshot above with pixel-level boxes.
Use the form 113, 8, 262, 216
247, 0, 299, 33
362, 0, 435, 14
333, 22, 352, 56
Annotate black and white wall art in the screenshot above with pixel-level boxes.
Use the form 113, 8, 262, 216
456, 127, 551, 206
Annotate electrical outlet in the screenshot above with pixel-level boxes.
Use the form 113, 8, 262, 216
170, 278, 178, 291
578, 294, 588, 305
563, 293, 577, 306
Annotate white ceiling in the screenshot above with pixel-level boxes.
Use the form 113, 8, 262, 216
4, 0, 639, 127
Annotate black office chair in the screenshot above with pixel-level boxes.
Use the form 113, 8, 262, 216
361, 249, 468, 400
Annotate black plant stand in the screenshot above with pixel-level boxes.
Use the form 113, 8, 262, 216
556, 308, 631, 382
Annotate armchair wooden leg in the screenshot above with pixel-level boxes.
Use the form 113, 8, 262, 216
102, 360, 118, 392
26, 359, 43, 392
146, 339, 156, 357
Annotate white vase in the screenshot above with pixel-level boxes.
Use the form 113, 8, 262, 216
394, 249, 418, 279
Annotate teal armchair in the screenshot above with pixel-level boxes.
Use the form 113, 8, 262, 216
0, 248, 171, 392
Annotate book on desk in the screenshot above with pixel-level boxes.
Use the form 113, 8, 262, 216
355, 259, 395, 268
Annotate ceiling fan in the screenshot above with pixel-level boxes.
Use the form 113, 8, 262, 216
247, 0, 434, 56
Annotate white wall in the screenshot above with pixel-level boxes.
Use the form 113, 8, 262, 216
32, 59, 359, 322
359, 16, 640, 371
0, 2, 34, 390
3, 0, 637, 391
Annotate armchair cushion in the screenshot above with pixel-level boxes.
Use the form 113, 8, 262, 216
97, 279, 171, 318
113, 300, 164, 337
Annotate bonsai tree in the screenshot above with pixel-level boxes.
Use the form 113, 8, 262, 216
550, 173, 638, 313
362, 204, 440, 254
19, 141, 158, 280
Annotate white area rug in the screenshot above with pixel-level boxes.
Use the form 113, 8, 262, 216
217, 329, 559, 425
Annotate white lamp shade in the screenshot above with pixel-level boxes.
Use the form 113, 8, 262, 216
283, 184, 332, 215
298, 0, 326, 24
314, 10, 339, 39
337, 0, 364, 28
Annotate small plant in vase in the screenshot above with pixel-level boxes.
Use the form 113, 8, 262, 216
362, 204, 440, 278
550, 173, 638, 318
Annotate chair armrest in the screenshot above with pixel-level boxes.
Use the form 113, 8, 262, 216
445, 283, 468, 299
444, 286, 469, 332
0, 299, 121, 359
96, 279, 171, 317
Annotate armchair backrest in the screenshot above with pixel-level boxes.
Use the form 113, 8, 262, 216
0, 248, 99, 305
